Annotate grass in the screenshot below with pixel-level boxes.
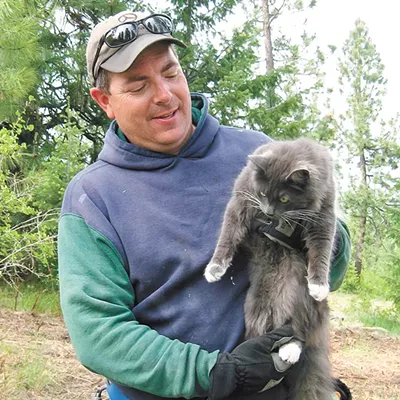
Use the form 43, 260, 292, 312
329, 290, 400, 335
0, 280, 61, 315
0, 341, 53, 396
1, 278, 399, 332
0, 282, 399, 399
358, 309, 400, 334
0, 308, 104, 399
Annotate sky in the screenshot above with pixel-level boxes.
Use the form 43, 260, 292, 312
152, 0, 399, 120
293, 0, 400, 119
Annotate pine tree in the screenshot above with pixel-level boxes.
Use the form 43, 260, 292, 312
0, 0, 44, 119
337, 20, 400, 276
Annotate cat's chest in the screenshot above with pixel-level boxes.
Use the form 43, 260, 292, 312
247, 241, 308, 292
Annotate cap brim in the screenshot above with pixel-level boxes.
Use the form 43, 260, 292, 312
101, 34, 186, 74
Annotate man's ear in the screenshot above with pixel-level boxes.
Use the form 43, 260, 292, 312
90, 88, 115, 119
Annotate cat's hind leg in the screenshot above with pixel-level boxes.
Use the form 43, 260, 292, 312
295, 346, 334, 400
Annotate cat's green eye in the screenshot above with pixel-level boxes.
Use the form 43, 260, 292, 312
260, 191, 266, 197
279, 196, 289, 203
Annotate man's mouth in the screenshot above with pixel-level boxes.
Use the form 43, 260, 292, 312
153, 109, 178, 120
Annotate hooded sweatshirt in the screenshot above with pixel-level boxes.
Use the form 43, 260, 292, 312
58, 93, 350, 400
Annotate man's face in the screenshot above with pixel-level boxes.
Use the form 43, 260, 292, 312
92, 43, 194, 154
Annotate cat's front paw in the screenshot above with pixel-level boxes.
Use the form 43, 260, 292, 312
278, 341, 302, 364
204, 263, 226, 282
308, 283, 329, 301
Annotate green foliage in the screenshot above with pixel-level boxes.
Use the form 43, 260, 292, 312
339, 235, 400, 324
0, 113, 56, 286
335, 19, 400, 285
339, 264, 360, 293
31, 109, 91, 212
1, 0, 396, 304
383, 244, 400, 311
0, 0, 49, 119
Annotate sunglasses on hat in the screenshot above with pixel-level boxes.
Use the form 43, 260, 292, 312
92, 14, 173, 85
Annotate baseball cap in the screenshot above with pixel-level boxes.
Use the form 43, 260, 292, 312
86, 11, 187, 86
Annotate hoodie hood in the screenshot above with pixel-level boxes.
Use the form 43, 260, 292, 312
98, 93, 220, 171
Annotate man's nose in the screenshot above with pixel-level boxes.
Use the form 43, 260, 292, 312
153, 80, 173, 104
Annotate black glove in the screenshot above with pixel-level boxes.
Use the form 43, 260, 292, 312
208, 325, 295, 400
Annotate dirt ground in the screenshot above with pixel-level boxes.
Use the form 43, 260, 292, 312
0, 307, 399, 399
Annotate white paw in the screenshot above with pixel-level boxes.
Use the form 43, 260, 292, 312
278, 341, 302, 364
204, 263, 226, 283
308, 283, 329, 301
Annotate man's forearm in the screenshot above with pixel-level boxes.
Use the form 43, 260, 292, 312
58, 213, 218, 397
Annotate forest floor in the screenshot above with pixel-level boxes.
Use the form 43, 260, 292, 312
0, 293, 399, 399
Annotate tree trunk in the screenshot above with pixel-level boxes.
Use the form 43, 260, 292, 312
354, 150, 367, 276
261, 0, 274, 73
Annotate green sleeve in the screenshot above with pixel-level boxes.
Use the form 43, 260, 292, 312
329, 220, 351, 291
58, 213, 218, 398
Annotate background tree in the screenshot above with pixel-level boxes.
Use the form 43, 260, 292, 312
4, 0, 398, 305
336, 20, 400, 277
239, 0, 335, 140
0, 0, 50, 119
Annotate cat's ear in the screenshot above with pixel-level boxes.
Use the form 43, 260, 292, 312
248, 155, 267, 172
285, 167, 310, 187
248, 151, 272, 173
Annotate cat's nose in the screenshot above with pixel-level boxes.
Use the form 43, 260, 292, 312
265, 205, 276, 217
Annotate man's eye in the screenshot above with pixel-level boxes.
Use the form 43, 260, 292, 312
132, 86, 144, 93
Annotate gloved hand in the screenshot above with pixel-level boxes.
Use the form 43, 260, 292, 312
208, 325, 295, 400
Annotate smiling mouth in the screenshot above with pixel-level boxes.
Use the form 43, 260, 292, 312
153, 110, 177, 120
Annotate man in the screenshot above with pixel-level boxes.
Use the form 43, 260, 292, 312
58, 11, 351, 400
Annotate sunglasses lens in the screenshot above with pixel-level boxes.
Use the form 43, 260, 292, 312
105, 23, 138, 47
143, 15, 173, 34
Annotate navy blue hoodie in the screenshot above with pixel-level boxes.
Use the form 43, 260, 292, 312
58, 94, 350, 399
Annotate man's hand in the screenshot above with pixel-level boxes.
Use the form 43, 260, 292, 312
208, 326, 295, 400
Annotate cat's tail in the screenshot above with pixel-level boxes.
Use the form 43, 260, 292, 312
333, 378, 352, 399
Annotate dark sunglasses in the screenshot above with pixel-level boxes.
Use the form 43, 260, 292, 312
92, 14, 173, 85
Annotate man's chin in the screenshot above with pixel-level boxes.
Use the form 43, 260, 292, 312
156, 128, 193, 154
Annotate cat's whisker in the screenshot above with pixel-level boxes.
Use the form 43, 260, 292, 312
282, 215, 309, 231
236, 190, 261, 206
288, 210, 324, 220
246, 204, 261, 211
245, 199, 261, 208
280, 216, 295, 230
285, 210, 324, 226
293, 216, 323, 226
242, 191, 260, 203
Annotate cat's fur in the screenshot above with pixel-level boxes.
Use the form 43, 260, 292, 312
204, 138, 337, 400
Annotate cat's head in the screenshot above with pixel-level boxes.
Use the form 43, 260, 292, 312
246, 144, 324, 220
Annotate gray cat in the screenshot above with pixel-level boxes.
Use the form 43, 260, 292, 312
204, 138, 336, 400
